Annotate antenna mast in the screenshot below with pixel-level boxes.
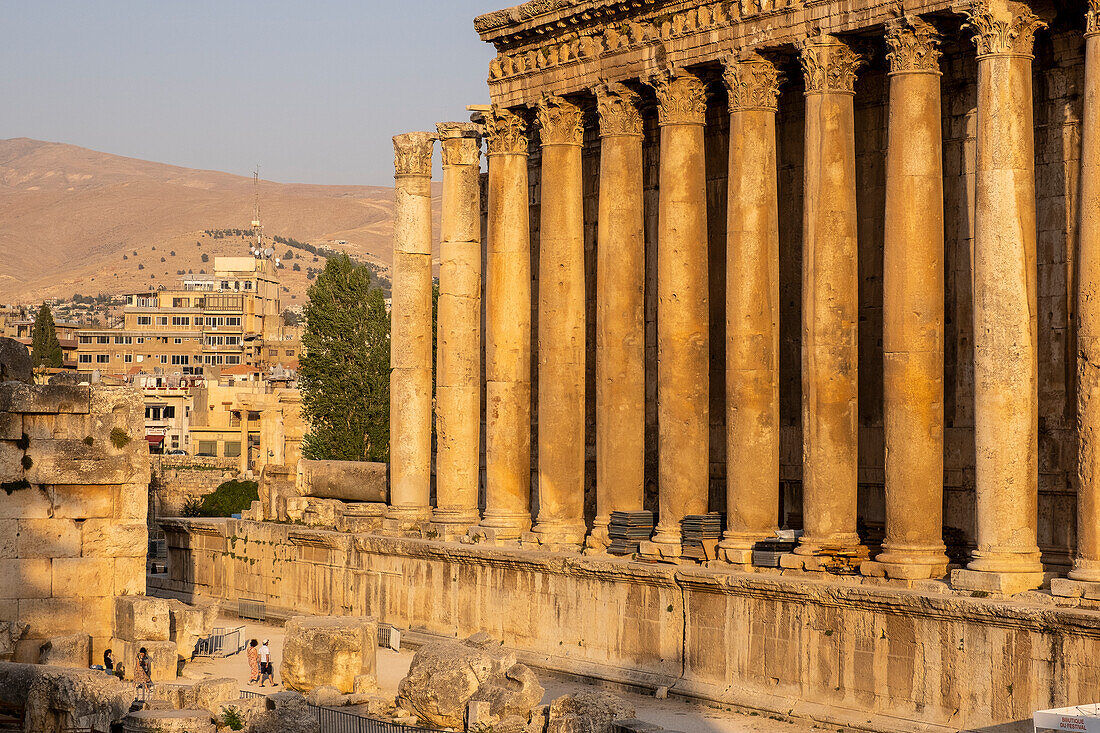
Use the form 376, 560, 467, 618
251, 166, 263, 252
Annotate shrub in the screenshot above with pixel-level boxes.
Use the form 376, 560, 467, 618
110, 428, 131, 449
189, 479, 259, 517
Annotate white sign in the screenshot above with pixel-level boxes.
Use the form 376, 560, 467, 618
1035, 706, 1100, 732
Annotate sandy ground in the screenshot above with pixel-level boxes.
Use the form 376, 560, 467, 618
181, 617, 833, 732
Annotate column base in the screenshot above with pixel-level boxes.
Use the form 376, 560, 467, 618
950, 568, 1046, 595
715, 531, 773, 565
861, 543, 950, 580
425, 522, 475, 542
520, 531, 584, 553
585, 523, 611, 552
429, 508, 480, 538
476, 512, 531, 542
1068, 559, 1100, 583
530, 519, 587, 548
638, 540, 683, 563
1051, 577, 1100, 599
382, 506, 432, 536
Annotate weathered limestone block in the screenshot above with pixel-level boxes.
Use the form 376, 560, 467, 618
24, 441, 146, 486
0, 621, 27, 661
281, 616, 378, 694
115, 596, 171, 642
19, 664, 133, 733
246, 691, 319, 733
52, 557, 114, 596
343, 503, 386, 533
0, 558, 53, 599
122, 709, 216, 732
167, 598, 218, 660
547, 691, 636, 733
219, 697, 267, 730
18, 597, 85, 638
38, 633, 91, 668
396, 634, 543, 729
16, 518, 81, 558
0, 384, 90, 415
82, 520, 147, 558
0, 412, 21, 440
49, 484, 115, 520
296, 459, 388, 502
305, 684, 347, 707
0, 337, 32, 384
175, 677, 238, 713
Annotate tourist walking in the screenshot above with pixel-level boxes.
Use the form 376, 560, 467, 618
246, 639, 260, 685
258, 639, 277, 687
135, 647, 152, 690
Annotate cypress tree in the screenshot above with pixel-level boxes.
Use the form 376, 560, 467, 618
299, 254, 390, 462
30, 304, 63, 369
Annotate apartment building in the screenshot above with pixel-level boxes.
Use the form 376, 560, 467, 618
74, 255, 297, 374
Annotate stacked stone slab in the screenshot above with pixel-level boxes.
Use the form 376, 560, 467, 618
0, 362, 150, 666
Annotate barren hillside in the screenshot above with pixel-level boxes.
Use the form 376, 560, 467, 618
0, 138, 441, 306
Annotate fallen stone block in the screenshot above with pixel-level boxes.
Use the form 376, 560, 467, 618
0, 338, 32, 384
122, 640, 177, 682
547, 690, 636, 733
6, 663, 133, 733
115, 595, 171, 642
281, 615, 377, 694
246, 691, 319, 733
296, 459, 388, 502
38, 633, 91, 669
166, 598, 218, 660
306, 684, 347, 707
123, 709, 216, 732
176, 677, 238, 713
0, 621, 28, 661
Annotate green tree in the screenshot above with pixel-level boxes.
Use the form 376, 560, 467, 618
299, 254, 390, 462
30, 304, 63, 368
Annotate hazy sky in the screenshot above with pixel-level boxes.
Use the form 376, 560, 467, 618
0, 1, 503, 186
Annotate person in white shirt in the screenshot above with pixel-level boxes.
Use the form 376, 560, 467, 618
258, 639, 277, 687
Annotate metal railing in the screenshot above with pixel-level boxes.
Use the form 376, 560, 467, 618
236, 692, 436, 733
194, 626, 245, 658
238, 597, 266, 622
376, 624, 400, 651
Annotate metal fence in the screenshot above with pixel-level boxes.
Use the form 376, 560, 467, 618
238, 597, 266, 622
376, 624, 400, 651
235, 692, 436, 733
194, 626, 245, 658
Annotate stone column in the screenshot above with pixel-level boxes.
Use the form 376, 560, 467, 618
590, 83, 646, 548
387, 131, 436, 532
789, 34, 867, 567
951, 0, 1046, 594
239, 409, 250, 475
480, 106, 533, 540
532, 96, 587, 547
1072, 0, 1100, 585
717, 54, 782, 564
433, 122, 483, 534
645, 71, 710, 555
863, 17, 950, 580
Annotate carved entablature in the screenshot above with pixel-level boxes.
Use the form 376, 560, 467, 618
648, 71, 708, 126
392, 132, 436, 177
436, 122, 482, 167
594, 83, 643, 137
885, 16, 942, 73
535, 95, 585, 145
484, 105, 529, 156
799, 34, 864, 94
722, 53, 781, 112
957, 0, 1046, 57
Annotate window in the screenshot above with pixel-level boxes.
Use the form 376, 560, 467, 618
171, 355, 189, 365
226, 317, 241, 327
170, 435, 179, 448
224, 355, 241, 365
145, 406, 162, 420
174, 338, 182, 344
78, 354, 92, 364
136, 337, 145, 344
172, 316, 189, 326
137, 316, 151, 326
136, 355, 144, 362
172, 298, 188, 308
159, 355, 168, 364
224, 441, 241, 458
197, 441, 217, 457
269, 349, 278, 357
95, 354, 109, 364
96, 336, 109, 344
113, 336, 125, 344
78, 335, 92, 344
156, 316, 168, 326
124, 354, 132, 363
285, 349, 295, 356
163, 406, 175, 418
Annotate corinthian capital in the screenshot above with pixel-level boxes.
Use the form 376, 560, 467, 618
799, 33, 864, 94
885, 16, 942, 73
594, 82, 643, 137
535, 95, 585, 146
957, 0, 1046, 57
647, 70, 708, 126
484, 105, 529, 156
393, 132, 436, 177
1089, 0, 1100, 36
436, 122, 482, 167
722, 53, 781, 112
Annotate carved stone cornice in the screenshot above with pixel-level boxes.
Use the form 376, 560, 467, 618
957, 0, 1046, 57
885, 16, 942, 73
392, 132, 436, 177
594, 82, 643, 137
535, 95, 585, 145
436, 122, 482, 167
484, 105, 529, 156
799, 34, 864, 94
721, 53, 781, 113
647, 71, 708, 126
1089, 0, 1100, 36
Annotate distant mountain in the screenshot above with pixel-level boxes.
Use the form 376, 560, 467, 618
0, 137, 440, 306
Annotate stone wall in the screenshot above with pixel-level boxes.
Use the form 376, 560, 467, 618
151, 455, 239, 518
159, 518, 1100, 732
0, 382, 150, 664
